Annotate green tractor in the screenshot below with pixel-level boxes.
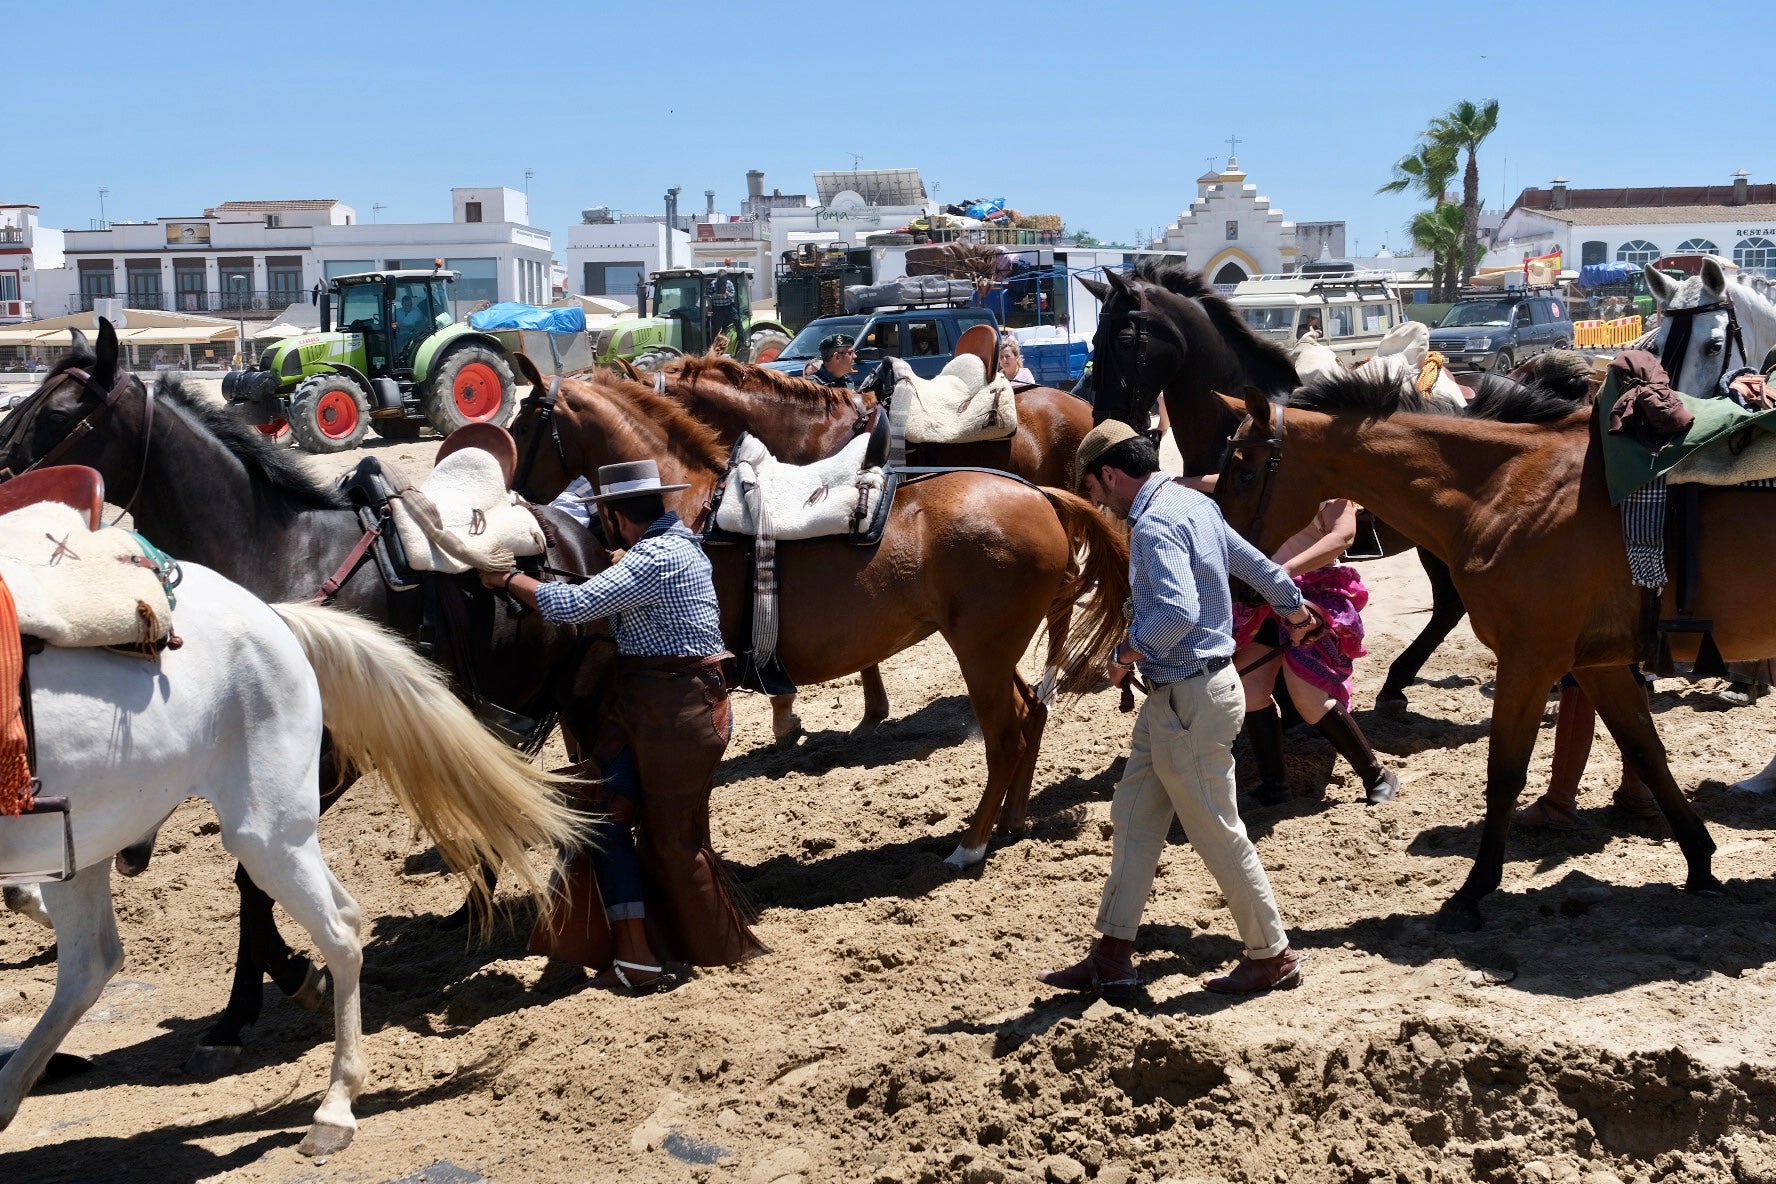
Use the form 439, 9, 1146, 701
591, 267, 792, 371
223, 268, 517, 453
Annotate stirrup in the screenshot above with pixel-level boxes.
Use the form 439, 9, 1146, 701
0, 792, 77, 886
611, 959, 663, 991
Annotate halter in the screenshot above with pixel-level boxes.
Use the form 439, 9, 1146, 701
1658, 295, 1747, 391
1103, 286, 1157, 427
1214, 396, 1287, 547
513, 374, 569, 500
0, 364, 157, 524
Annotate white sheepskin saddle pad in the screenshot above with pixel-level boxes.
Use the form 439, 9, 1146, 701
0, 502, 174, 650
1359, 321, 1465, 410
890, 354, 1018, 444
1290, 336, 1346, 383
713, 431, 887, 541
388, 447, 546, 574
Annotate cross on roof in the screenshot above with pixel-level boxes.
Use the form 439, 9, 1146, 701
1225, 134, 1242, 159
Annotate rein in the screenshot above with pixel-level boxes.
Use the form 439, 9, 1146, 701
1659, 296, 1747, 391
1215, 395, 1288, 547
513, 374, 569, 499
0, 365, 158, 525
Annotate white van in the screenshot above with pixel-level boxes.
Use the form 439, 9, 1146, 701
1227, 270, 1406, 365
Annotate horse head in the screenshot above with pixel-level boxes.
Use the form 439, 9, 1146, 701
1647, 256, 1738, 396
0, 319, 136, 481
1081, 268, 1174, 431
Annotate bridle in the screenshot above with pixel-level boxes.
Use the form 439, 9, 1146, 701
1658, 293, 1746, 391
513, 374, 569, 500
1098, 286, 1160, 429
0, 364, 157, 523
1214, 395, 1287, 548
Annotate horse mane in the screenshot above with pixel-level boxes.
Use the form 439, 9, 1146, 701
670, 356, 856, 412
1131, 258, 1300, 395
1288, 369, 1457, 418
577, 372, 730, 476
153, 376, 348, 509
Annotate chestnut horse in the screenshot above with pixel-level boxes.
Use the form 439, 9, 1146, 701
1080, 262, 1477, 710
510, 367, 1128, 868
1212, 371, 1728, 932
651, 354, 1094, 737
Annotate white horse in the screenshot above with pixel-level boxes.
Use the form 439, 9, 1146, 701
0, 563, 581, 1157
1646, 256, 1776, 398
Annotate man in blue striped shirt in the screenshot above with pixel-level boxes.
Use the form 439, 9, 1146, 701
1040, 422, 1314, 998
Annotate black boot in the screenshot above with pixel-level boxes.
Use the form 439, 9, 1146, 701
1244, 704, 1291, 806
1312, 707, 1399, 805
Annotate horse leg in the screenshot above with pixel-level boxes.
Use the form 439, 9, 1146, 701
1437, 660, 1552, 932
769, 695, 804, 745
230, 833, 365, 1157
997, 674, 1048, 837
1035, 604, 1072, 705
854, 665, 891, 734
0, 869, 122, 1132
1378, 549, 1467, 709
2, 886, 52, 930
1576, 665, 1721, 895
943, 641, 1032, 870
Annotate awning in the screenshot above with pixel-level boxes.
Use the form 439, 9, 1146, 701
0, 327, 45, 345
118, 327, 238, 345
254, 322, 312, 339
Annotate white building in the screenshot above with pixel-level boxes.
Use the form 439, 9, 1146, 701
1485, 173, 1776, 278
34, 187, 552, 321
0, 204, 64, 324
1153, 157, 1332, 284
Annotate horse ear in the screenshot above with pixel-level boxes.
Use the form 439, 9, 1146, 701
94, 318, 119, 387
1241, 385, 1272, 430
1644, 263, 1679, 304
615, 356, 642, 383
1079, 277, 1110, 302
67, 327, 93, 359
511, 352, 546, 392
1105, 269, 1134, 299
1701, 255, 1728, 296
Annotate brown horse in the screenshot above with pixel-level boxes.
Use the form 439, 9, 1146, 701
509, 367, 1128, 868
1212, 371, 1728, 932
654, 355, 1095, 736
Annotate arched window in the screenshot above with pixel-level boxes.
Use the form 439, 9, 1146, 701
1212, 261, 1248, 286
1735, 237, 1776, 277
1580, 240, 1608, 266
1673, 238, 1718, 255
1616, 240, 1661, 266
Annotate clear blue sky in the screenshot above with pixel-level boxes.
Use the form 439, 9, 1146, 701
14, 1, 1771, 257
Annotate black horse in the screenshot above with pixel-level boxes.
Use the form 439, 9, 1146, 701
0, 321, 609, 1070
1080, 261, 1469, 708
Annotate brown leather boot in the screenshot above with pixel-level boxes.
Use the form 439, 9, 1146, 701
1517, 682, 1591, 830
1203, 946, 1304, 995
1037, 936, 1138, 996
1310, 707, 1399, 804
1244, 704, 1291, 806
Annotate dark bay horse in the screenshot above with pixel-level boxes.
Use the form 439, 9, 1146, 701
0, 322, 607, 1068
652, 355, 1094, 736
1212, 372, 1731, 931
1080, 261, 1468, 708
509, 367, 1129, 869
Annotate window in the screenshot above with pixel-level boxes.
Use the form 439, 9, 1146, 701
1674, 238, 1718, 255
1528, 300, 1552, 325
1616, 239, 1660, 266
173, 261, 206, 312
1734, 237, 1776, 277
859, 321, 902, 355
1241, 307, 1295, 332
1325, 305, 1355, 337
903, 319, 941, 356
0, 273, 18, 301
584, 260, 645, 299
218, 258, 253, 310
1361, 303, 1393, 332
446, 257, 498, 304
1581, 240, 1608, 266
1226, 220, 1239, 241
464, 202, 482, 223
77, 261, 114, 311
1211, 262, 1248, 286
338, 282, 384, 333
267, 257, 304, 306
266, 214, 282, 228
324, 259, 374, 281
126, 261, 163, 310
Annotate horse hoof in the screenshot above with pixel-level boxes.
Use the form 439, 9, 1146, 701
2, 886, 53, 930
943, 843, 987, 871
1433, 900, 1484, 934
293, 962, 332, 1013
1375, 690, 1408, 713
186, 1043, 244, 1079
434, 900, 474, 931
772, 716, 805, 747
851, 716, 886, 737
1685, 874, 1727, 897
299, 1121, 356, 1158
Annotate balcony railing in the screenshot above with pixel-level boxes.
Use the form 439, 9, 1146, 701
70, 290, 305, 316
0, 228, 23, 244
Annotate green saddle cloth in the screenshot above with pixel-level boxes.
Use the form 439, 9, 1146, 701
1598, 371, 1776, 505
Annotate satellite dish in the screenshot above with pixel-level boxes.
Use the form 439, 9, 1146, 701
829, 190, 867, 214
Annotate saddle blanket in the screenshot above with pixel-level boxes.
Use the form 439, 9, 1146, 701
0, 502, 175, 652
1598, 370, 1776, 504
889, 354, 1018, 445
388, 447, 546, 575
713, 431, 887, 541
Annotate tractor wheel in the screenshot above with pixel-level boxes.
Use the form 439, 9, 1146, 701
630, 346, 682, 374
747, 328, 791, 364
371, 417, 425, 441
254, 417, 292, 445
425, 344, 516, 435
288, 375, 370, 453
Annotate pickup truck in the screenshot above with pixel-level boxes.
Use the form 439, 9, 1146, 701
761, 305, 1000, 382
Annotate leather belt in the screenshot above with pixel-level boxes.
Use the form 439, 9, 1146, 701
1151, 654, 1232, 687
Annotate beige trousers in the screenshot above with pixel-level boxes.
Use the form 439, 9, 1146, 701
1094, 664, 1290, 959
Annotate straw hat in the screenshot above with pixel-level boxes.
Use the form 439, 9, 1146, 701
578, 459, 690, 502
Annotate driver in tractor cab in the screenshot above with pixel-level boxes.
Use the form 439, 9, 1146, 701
707, 270, 742, 353
394, 292, 429, 363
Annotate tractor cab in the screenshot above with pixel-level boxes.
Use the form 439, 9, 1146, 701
326, 271, 457, 377
649, 267, 753, 356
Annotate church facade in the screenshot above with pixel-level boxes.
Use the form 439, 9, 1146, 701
1153, 157, 1340, 285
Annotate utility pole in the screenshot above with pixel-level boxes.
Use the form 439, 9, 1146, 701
98, 186, 109, 228
664, 187, 681, 268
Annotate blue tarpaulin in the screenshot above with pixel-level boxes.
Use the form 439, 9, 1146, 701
1579, 262, 1640, 289
468, 303, 587, 333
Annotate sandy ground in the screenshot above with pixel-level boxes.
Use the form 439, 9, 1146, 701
7, 432, 1776, 1184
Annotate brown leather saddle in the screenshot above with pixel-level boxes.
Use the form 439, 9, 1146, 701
0, 465, 105, 531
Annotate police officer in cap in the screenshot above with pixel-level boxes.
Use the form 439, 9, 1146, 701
805, 333, 857, 388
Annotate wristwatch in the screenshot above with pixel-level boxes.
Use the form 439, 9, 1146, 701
503, 570, 520, 593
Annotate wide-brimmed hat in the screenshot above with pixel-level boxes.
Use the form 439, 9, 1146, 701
1075, 420, 1141, 488
579, 459, 690, 502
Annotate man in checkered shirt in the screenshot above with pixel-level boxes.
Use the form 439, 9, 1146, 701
491, 459, 763, 991
1040, 421, 1315, 999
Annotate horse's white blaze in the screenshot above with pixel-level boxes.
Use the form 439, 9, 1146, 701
1649, 264, 1776, 399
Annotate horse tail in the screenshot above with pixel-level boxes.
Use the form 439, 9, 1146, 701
271, 602, 585, 925
1038, 488, 1130, 696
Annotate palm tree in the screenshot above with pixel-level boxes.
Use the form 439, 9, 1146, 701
1410, 202, 1466, 302
1428, 99, 1501, 286
1377, 142, 1458, 206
